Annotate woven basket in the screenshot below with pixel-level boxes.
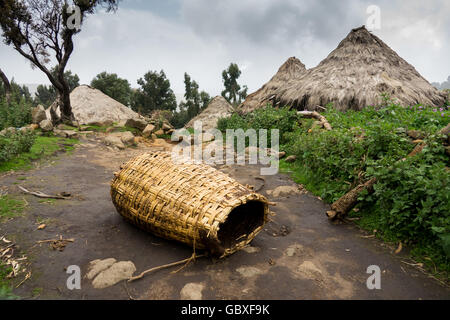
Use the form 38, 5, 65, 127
111, 151, 269, 257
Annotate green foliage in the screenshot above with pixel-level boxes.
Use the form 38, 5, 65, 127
171, 73, 211, 128
90, 71, 132, 106
0, 96, 32, 130
281, 102, 450, 273
217, 105, 299, 145
34, 69, 80, 107
221, 63, 248, 106
0, 263, 18, 300
131, 70, 177, 115
0, 130, 36, 163
0, 135, 78, 172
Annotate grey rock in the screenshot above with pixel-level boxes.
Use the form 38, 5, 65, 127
39, 119, 54, 132
32, 105, 47, 124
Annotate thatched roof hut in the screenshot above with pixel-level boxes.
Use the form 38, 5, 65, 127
239, 57, 306, 113
185, 96, 234, 131
241, 26, 446, 113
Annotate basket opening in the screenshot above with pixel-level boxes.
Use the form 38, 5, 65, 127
218, 200, 266, 250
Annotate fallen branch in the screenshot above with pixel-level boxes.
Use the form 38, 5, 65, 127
297, 111, 332, 131
128, 253, 206, 283
18, 186, 67, 200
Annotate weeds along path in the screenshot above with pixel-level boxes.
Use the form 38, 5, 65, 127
0, 138, 449, 299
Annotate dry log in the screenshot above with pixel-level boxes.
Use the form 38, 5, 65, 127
297, 111, 332, 131
326, 177, 377, 219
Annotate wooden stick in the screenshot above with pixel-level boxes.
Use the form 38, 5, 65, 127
128, 253, 206, 283
297, 111, 332, 131
37, 238, 74, 244
18, 186, 67, 200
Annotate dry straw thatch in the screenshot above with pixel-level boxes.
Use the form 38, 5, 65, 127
185, 96, 234, 131
239, 57, 307, 114
240, 26, 446, 113
111, 152, 269, 257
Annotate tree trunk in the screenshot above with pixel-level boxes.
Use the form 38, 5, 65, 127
0, 68, 11, 104
58, 87, 74, 125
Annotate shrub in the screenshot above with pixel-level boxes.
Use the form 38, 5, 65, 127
282, 103, 450, 268
0, 130, 36, 163
218, 105, 299, 145
0, 97, 32, 131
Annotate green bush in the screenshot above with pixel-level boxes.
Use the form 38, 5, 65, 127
0, 97, 32, 131
217, 105, 299, 145
282, 103, 450, 270
0, 130, 36, 163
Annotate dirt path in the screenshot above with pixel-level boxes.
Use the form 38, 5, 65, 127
1, 138, 449, 300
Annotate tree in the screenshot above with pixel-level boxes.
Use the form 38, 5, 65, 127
0, 68, 11, 104
0, 0, 119, 124
172, 73, 211, 128
34, 68, 79, 107
131, 70, 177, 115
91, 72, 131, 106
221, 63, 247, 106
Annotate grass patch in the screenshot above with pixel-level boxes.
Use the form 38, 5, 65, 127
0, 262, 17, 300
0, 135, 79, 172
0, 195, 26, 221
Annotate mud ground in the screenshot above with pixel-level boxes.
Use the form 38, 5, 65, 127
1, 137, 449, 300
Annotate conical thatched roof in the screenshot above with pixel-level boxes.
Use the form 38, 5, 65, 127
239, 57, 306, 113
46, 85, 141, 124
243, 26, 446, 112
185, 96, 234, 131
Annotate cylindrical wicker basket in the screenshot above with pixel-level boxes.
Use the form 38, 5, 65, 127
111, 151, 269, 257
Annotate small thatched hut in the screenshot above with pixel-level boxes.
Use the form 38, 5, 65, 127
239, 57, 307, 114
185, 96, 234, 131
241, 26, 446, 113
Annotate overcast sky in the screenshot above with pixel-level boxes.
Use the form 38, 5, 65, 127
0, 0, 449, 97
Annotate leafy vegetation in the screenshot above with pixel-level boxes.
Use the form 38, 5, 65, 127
221, 63, 248, 106
132, 70, 177, 114
0, 130, 36, 163
0, 262, 18, 300
91, 71, 132, 106
0, 86, 33, 131
0, 134, 79, 172
219, 102, 450, 276
171, 73, 211, 128
218, 106, 299, 146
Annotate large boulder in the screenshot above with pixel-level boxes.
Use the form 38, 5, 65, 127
32, 105, 47, 124
125, 118, 147, 131
39, 119, 54, 132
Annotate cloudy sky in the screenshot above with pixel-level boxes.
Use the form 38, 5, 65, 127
0, 0, 449, 97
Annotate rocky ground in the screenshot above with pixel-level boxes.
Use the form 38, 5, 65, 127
0, 135, 449, 300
